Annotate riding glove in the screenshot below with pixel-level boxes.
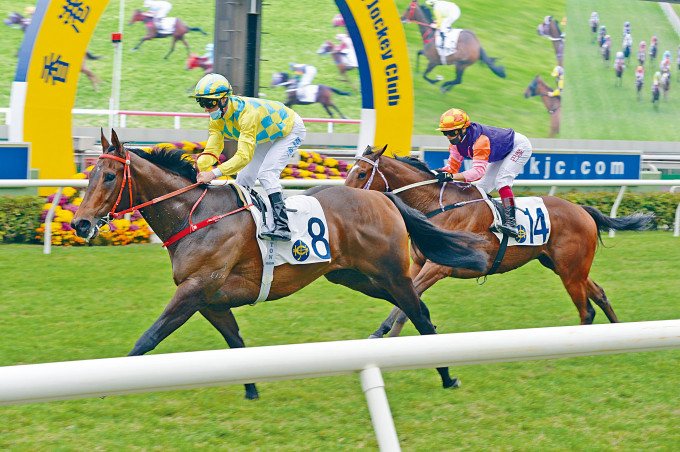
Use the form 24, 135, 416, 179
434, 171, 455, 182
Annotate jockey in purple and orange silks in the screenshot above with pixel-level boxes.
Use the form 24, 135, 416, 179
433, 108, 533, 238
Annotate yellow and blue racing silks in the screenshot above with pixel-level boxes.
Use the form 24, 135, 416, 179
198, 96, 296, 175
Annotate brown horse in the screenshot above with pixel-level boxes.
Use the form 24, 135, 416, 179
537, 15, 565, 66
129, 10, 208, 59
344, 146, 653, 338
270, 72, 351, 118
316, 40, 358, 90
72, 130, 490, 397
401, 1, 505, 93
524, 75, 561, 138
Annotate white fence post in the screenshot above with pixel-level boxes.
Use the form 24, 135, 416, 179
609, 185, 627, 238
43, 187, 63, 255
360, 366, 400, 452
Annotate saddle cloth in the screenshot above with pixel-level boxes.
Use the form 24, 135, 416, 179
435, 28, 462, 64
477, 188, 552, 246
240, 186, 332, 266
157, 17, 176, 35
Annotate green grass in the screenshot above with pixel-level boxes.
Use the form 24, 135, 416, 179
0, 231, 678, 450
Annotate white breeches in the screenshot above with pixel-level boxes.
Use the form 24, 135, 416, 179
476, 133, 532, 193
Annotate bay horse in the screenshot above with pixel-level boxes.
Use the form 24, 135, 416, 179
401, 1, 506, 93
129, 10, 208, 59
344, 146, 654, 338
72, 130, 490, 398
316, 40, 358, 90
523, 75, 561, 138
537, 15, 565, 66
270, 72, 351, 118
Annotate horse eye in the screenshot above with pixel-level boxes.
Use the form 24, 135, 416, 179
104, 173, 116, 182
357, 172, 366, 180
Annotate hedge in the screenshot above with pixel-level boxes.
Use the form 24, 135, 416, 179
1, 191, 678, 245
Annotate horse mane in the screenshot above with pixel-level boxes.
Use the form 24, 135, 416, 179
126, 147, 198, 183
419, 3, 433, 22
394, 155, 435, 177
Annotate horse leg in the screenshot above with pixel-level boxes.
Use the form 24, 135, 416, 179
131, 37, 147, 51
128, 277, 206, 356
199, 306, 260, 399
387, 261, 451, 338
322, 104, 335, 118
586, 278, 619, 323
441, 65, 465, 93
539, 253, 596, 324
377, 272, 459, 389
422, 62, 441, 85
331, 104, 348, 119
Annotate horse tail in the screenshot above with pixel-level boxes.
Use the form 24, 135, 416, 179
189, 26, 208, 35
329, 87, 352, 96
383, 193, 489, 272
581, 205, 654, 244
479, 47, 506, 78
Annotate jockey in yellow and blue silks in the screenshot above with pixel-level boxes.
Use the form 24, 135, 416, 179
433, 108, 533, 238
190, 73, 307, 242
549, 65, 564, 97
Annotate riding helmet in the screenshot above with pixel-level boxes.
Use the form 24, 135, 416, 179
190, 73, 232, 99
436, 108, 470, 131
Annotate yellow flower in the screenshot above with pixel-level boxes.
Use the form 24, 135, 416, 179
50, 222, 63, 231
112, 218, 132, 230
54, 210, 74, 223
323, 158, 338, 167
62, 187, 76, 198
85, 165, 95, 171
73, 173, 87, 179
43, 203, 53, 210
73, 197, 83, 206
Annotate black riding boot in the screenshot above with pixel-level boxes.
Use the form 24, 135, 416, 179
439, 31, 446, 49
498, 197, 520, 238
260, 192, 291, 242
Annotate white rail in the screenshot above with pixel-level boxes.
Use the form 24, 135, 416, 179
1, 179, 680, 254
0, 319, 678, 451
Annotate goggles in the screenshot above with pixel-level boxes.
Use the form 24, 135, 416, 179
442, 129, 464, 137
196, 97, 220, 108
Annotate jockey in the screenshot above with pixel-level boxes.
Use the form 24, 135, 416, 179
602, 34, 611, 50
622, 33, 633, 50
589, 12, 599, 31
143, 0, 172, 29
623, 21, 631, 38
190, 73, 307, 242
332, 13, 345, 27
425, 0, 462, 49
433, 108, 533, 239
548, 65, 564, 97
201, 43, 214, 64
615, 51, 625, 70
333, 33, 359, 69
660, 52, 671, 72
289, 63, 317, 100
653, 71, 661, 85
635, 66, 644, 82
639, 41, 646, 52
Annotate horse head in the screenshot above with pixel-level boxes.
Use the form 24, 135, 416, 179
345, 145, 390, 191
72, 129, 129, 239
270, 72, 289, 87
129, 9, 153, 25
524, 75, 546, 98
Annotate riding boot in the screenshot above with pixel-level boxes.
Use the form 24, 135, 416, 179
260, 192, 291, 242
439, 30, 446, 49
498, 197, 520, 238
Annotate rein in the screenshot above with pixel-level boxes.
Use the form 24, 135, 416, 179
357, 155, 484, 215
98, 151, 252, 247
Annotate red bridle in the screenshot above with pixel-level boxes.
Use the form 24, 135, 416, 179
98, 151, 201, 220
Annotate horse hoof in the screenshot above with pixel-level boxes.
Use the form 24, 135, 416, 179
443, 378, 461, 389
368, 333, 383, 339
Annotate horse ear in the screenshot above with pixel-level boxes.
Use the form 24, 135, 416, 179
361, 145, 374, 156
110, 129, 124, 157
100, 128, 110, 153
375, 144, 388, 158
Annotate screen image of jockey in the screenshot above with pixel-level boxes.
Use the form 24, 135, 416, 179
432, 108, 533, 239
289, 63, 317, 100
144, 0, 172, 28
425, 0, 462, 49
549, 65, 564, 97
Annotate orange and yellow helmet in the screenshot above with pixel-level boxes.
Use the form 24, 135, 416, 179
436, 108, 470, 131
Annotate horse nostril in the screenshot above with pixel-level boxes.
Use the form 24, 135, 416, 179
73, 219, 92, 236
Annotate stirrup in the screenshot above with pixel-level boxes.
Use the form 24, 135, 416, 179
259, 228, 291, 242
498, 224, 519, 238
